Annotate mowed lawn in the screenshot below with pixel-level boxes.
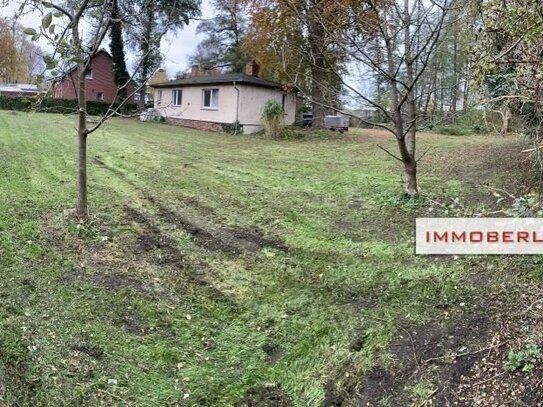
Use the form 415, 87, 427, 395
0, 111, 534, 406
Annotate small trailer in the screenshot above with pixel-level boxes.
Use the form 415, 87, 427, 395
324, 115, 349, 132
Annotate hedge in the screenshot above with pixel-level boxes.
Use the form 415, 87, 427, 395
0, 95, 138, 116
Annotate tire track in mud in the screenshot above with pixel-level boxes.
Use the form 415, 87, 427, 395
94, 155, 288, 255
147, 199, 288, 255
123, 205, 237, 306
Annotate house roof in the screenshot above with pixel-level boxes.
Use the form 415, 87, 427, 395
0, 83, 38, 92
51, 49, 111, 82
150, 73, 291, 91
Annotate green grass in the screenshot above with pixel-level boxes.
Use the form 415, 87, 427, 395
0, 111, 532, 406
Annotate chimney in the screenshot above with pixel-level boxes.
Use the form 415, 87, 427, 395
190, 64, 200, 77
244, 60, 260, 77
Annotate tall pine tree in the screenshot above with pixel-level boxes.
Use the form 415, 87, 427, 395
109, 0, 130, 103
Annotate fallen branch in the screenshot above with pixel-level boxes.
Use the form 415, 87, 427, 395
470, 371, 506, 387
523, 297, 543, 314
478, 185, 517, 200
521, 145, 543, 153
423, 341, 507, 364
400, 327, 420, 369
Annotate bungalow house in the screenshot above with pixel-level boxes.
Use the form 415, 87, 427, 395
0, 83, 39, 97
52, 50, 132, 104
150, 62, 297, 134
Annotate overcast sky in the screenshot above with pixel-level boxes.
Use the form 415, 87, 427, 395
0, 0, 214, 77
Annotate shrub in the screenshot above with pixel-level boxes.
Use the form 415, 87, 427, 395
262, 100, 284, 138
432, 125, 473, 136
0, 95, 138, 116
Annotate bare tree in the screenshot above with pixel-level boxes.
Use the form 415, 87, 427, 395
20, 0, 198, 220
282, 0, 451, 196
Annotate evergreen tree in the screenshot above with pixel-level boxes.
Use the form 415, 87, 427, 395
126, 0, 200, 108
109, 0, 130, 102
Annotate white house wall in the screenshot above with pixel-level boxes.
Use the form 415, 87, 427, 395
153, 83, 297, 134
154, 84, 238, 123
238, 85, 297, 133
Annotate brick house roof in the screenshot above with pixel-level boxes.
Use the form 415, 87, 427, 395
51, 50, 133, 103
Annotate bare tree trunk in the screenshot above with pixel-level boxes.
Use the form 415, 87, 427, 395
430, 62, 438, 121
308, 1, 327, 128
500, 104, 511, 135
463, 65, 470, 109
396, 136, 418, 196
440, 80, 444, 116
404, 0, 416, 159
423, 84, 432, 119
73, 27, 89, 220
77, 115, 88, 220
386, 33, 418, 196
138, 2, 154, 110
451, 36, 458, 117
403, 159, 418, 196
311, 64, 327, 128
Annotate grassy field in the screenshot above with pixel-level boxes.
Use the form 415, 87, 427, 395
0, 110, 542, 406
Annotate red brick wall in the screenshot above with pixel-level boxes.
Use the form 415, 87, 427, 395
166, 117, 224, 132
52, 51, 133, 104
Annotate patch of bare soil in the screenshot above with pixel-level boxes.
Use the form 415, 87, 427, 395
438, 306, 543, 406
114, 311, 151, 336
134, 192, 288, 254
70, 343, 105, 358
262, 342, 284, 366
135, 230, 187, 266
41, 210, 231, 307
324, 310, 492, 406
147, 196, 288, 255
236, 384, 291, 407
326, 279, 543, 407
92, 160, 288, 255
113, 312, 175, 337
63, 267, 154, 295
123, 207, 238, 304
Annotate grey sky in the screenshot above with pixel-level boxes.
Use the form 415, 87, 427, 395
0, 0, 214, 77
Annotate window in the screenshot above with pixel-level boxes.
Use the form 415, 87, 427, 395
84, 68, 93, 79
202, 89, 219, 109
172, 89, 182, 106
96, 92, 104, 101
157, 90, 162, 106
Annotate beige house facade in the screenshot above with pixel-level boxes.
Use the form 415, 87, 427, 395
150, 72, 297, 134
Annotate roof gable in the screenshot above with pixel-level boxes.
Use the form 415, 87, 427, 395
53, 49, 112, 81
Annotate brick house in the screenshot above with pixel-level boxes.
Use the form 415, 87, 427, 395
150, 61, 298, 134
52, 50, 132, 104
